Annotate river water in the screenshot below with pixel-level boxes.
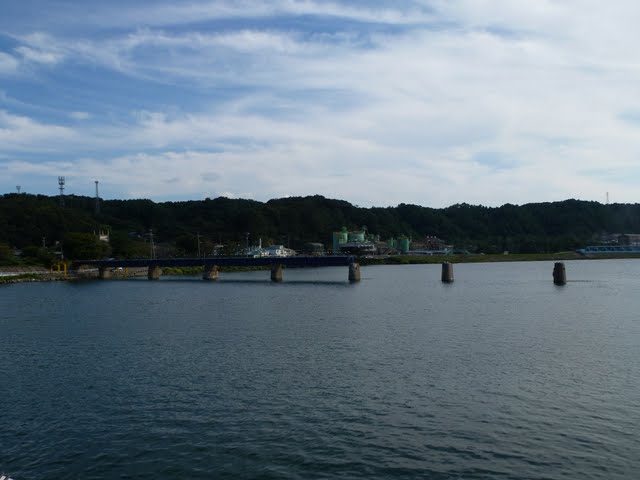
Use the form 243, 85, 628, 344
1, 260, 639, 479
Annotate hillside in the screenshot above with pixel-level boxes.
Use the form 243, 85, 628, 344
1, 193, 639, 261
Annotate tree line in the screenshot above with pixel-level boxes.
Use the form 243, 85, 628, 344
1, 193, 639, 262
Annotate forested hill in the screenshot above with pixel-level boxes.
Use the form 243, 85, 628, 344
1, 193, 640, 259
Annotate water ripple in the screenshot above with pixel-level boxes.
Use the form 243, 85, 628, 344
2, 263, 640, 479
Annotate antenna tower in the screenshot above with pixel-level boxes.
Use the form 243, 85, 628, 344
94, 180, 100, 215
58, 176, 66, 206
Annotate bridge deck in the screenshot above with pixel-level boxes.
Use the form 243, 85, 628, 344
74, 255, 356, 269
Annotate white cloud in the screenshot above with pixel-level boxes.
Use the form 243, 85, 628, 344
18, 0, 436, 31
0, 110, 77, 151
69, 111, 91, 120
15, 46, 63, 65
4, 1, 640, 206
0, 52, 19, 74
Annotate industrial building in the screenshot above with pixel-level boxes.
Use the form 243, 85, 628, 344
331, 227, 412, 255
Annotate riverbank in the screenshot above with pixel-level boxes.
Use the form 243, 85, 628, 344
0, 272, 67, 284
0, 266, 149, 284
0, 266, 63, 284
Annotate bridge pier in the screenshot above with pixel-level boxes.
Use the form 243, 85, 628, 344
348, 262, 361, 282
441, 262, 454, 283
553, 262, 566, 285
148, 265, 162, 280
203, 265, 219, 281
98, 266, 112, 280
271, 264, 283, 282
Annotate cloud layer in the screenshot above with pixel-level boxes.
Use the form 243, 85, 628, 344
1, 0, 639, 206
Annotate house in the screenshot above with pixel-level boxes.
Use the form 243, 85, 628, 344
263, 245, 296, 257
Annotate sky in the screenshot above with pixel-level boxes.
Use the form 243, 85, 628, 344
1, 0, 639, 208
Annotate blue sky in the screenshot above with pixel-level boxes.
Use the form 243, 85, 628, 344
1, 0, 639, 207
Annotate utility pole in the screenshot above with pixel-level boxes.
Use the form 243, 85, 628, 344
149, 229, 156, 259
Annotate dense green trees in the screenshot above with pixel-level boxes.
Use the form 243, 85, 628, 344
0, 243, 15, 263
62, 232, 111, 260
1, 192, 639, 261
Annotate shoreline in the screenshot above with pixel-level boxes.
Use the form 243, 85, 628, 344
359, 251, 616, 265
1, 253, 639, 284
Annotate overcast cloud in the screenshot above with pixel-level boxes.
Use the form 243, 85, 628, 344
1, 0, 639, 207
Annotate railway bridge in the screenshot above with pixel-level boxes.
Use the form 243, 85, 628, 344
72, 255, 361, 282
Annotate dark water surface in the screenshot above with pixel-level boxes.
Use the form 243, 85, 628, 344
1, 260, 639, 479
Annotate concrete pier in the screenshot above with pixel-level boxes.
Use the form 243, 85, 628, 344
98, 267, 111, 280
553, 262, 566, 285
202, 265, 219, 281
148, 265, 162, 280
271, 264, 283, 282
348, 262, 361, 282
441, 262, 454, 283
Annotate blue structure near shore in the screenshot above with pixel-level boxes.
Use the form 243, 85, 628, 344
577, 245, 640, 254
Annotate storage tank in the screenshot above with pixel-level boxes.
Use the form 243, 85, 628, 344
332, 228, 348, 254
348, 231, 366, 243
387, 238, 397, 249
398, 236, 410, 254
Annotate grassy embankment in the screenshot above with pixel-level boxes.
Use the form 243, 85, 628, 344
0, 273, 40, 284
0, 273, 66, 284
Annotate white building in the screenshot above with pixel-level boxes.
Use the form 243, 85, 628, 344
262, 245, 296, 257
242, 241, 296, 257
